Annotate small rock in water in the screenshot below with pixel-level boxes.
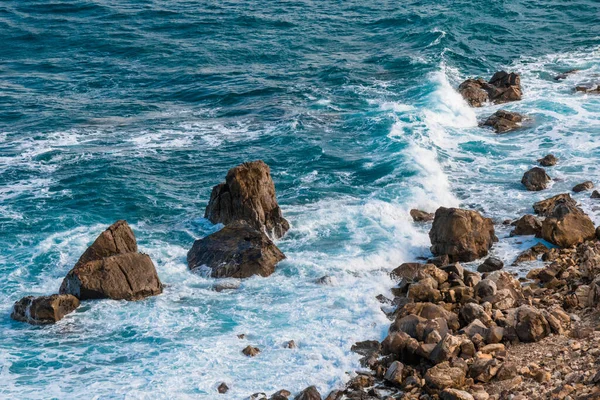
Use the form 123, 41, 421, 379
521, 167, 551, 191
11, 294, 80, 325
572, 181, 594, 192
314, 275, 337, 285
237, 333, 246, 339
477, 257, 504, 273
591, 190, 600, 199
213, 279, 241, 292
284, 340, 297, 349
270, 389, 291, 400
242, 345, 261, 357
554, 69, 579, 80
217, 382, 229, 394
538, 154, 557, 166
458, 71, 522, 107
482, 110, 524, 133
410, 209, 434, 222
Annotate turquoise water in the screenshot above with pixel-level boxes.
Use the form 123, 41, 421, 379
1, 1, 600, 398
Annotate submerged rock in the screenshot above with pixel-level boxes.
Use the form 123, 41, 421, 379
11, 294, 80, 325
538, 154, 557, 167
59, 221, 163, 301
187, 221, 285, 278
521, 167, 550, 191
554, 69, 579, 80
482, 110, 524, 133
572, 181, 594, 193
60, 253, 163, 301
429, 207, 497, 262
204, 160, 289, 239
458, 71, 522, 107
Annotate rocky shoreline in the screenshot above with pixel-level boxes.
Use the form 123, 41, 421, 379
10, 70, 600, 400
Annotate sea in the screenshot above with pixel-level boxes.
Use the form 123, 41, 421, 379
1, 0, 599, 398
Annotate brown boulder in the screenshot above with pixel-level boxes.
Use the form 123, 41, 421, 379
513, 242, 549, 264
510, 215, 542, 237
482, 110, 524, 133
441, 389, 474, 400
204, 160, 289, 239
410, 209, 434, 222
242, 345, 260, 357
187, 221, 285, 278
591, 190, 600, 199
572, 181, 594, 193
294, 386, 321, 400
540, 202, 596, 248
11, 294, 80, 325
533, 193, 577, 217
60, 253, 163, 300
521, 167, 550, 191
458, 79, 490, 107
477, 257, 503, 273
509, 305, 551, 342
429, 207, 497, 262
394, 302, 460, 331
73, 220, 138, 268
425, 361, 467, 390
458, 71, 522, 107
538, 154, 557, 166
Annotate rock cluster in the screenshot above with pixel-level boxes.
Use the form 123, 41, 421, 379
482, 110, 524, 133
458, 71, 522, 107
12, 221, 163, 325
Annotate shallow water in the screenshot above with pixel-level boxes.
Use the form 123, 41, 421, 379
1, 0, 599, 398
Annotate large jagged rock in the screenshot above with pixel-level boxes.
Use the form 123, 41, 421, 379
60, 253, 163, 300
521, 167, 550, 191
11, 294, 80, 325
540, 199, 596, 248
458, 71, 522, 107
533, 193, 577, 217
429, 207, 497, 262
204, 160, 289, 239
482, 110, 524, 133
59, 221, 163, 301
187, 221, 285, 278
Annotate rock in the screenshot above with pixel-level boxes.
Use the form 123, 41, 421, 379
218, 382, 229, 394
575, 83, 600, 94
213, 279, 241, 292
284, 340, 297, 349
511, 305, 551, 342
482, 110, 524, 133
533, 193, 577, 217
249, 394, 268, 400
204, 160, 289, 239
460, 303, 492, 326
540, 201, 596, 247
538, 154, 557, 167
461, 319, 489, 339
242, 345, 260, 357
72, 220, 138, 268
591, 190, 600, 199
429, 207, 497, 262
510, 215, 542, 237
187, 221, 285, 278
384, 361, 404, 385
573, 181, 594, 192
348, 374, 374, 390
351, 340, 381, 356
477, 257, 504, 273
521, 167, 550, 191
428, 334, 466, 363
474, 279, 497, 298
410, 209, 434, 222
270, 390, 291, 400
60, 253, 163, 301
458, 72, 522, 107
441, 389, 474, 400
513, 242, 549, 264
314, 275, 336, 285
294, 386, 321, 400
393, 302, 460, 331
408, 277, 442, 303
390, 263, 448, 284
11, 294, 80, 325
496, 362, 518, 381
554, 69, 579, 80
469, 358, 500, 382
424, 361, 466, 390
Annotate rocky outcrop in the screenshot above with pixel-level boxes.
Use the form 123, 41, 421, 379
204, 160, 289, 239
11, 294, 80, 325
572, 181, 594, 193
510, 215, 542, 236
533, 193, 577, 217
537, 154, 557, 166
521, 167, 550, 191
187, 221, 285, 278
482, 110, 524, 133
59, 221, 163, 301
410, 209, 434, 222
429, 207, 497, 262
458, 71, 522, 107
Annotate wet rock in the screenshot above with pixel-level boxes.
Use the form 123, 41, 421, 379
458, 79, 490, 107
575, 83, 600, 94
424, 361, 467, 390
394, 302, 460, 331
441, 389, 474, 400
591, 190, 600, 199
284, 340, 297, 349
513, 242, 549, 264
314, 275, 336, 285
71, 220, 138, 268
538, 154, 557, 167
510, 215, 542, 237
533, 193, 577, 217
477, 257, 504, 273
554, 69, 579, 80
458, 71, 522, 107
521, 167, 550, 191
60, 253, 163, 301
390, 263, 448, 284
429, 207, 497, 262
187, 221, 285, 278
410, 209, 434, 222
573, 181, 594, 193
270, 390, 291, 400
384, 361, 404, 385
218, 382, 229, 394
11, 294, 80, 325
540, 201, 596, 247
213, 279, 241, 292
348, 374, 374, 390
482, 110, 524, 133
242, 345, 260, 357
351, 340, 381, 356
294, 386, 322, 400
205, 160, 289, 239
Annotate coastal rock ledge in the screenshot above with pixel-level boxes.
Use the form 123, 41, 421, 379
205, 160, 290, 239
59, 220, 163, 301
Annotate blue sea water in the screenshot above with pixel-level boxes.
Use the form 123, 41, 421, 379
1, 0, 600, 398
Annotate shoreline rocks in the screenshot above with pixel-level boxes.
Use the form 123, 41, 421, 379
205, 160, 289, 239
11, 294, 80, 325
459, 71, 522, 107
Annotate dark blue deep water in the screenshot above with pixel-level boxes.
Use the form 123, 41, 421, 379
1, 1, 599, 398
